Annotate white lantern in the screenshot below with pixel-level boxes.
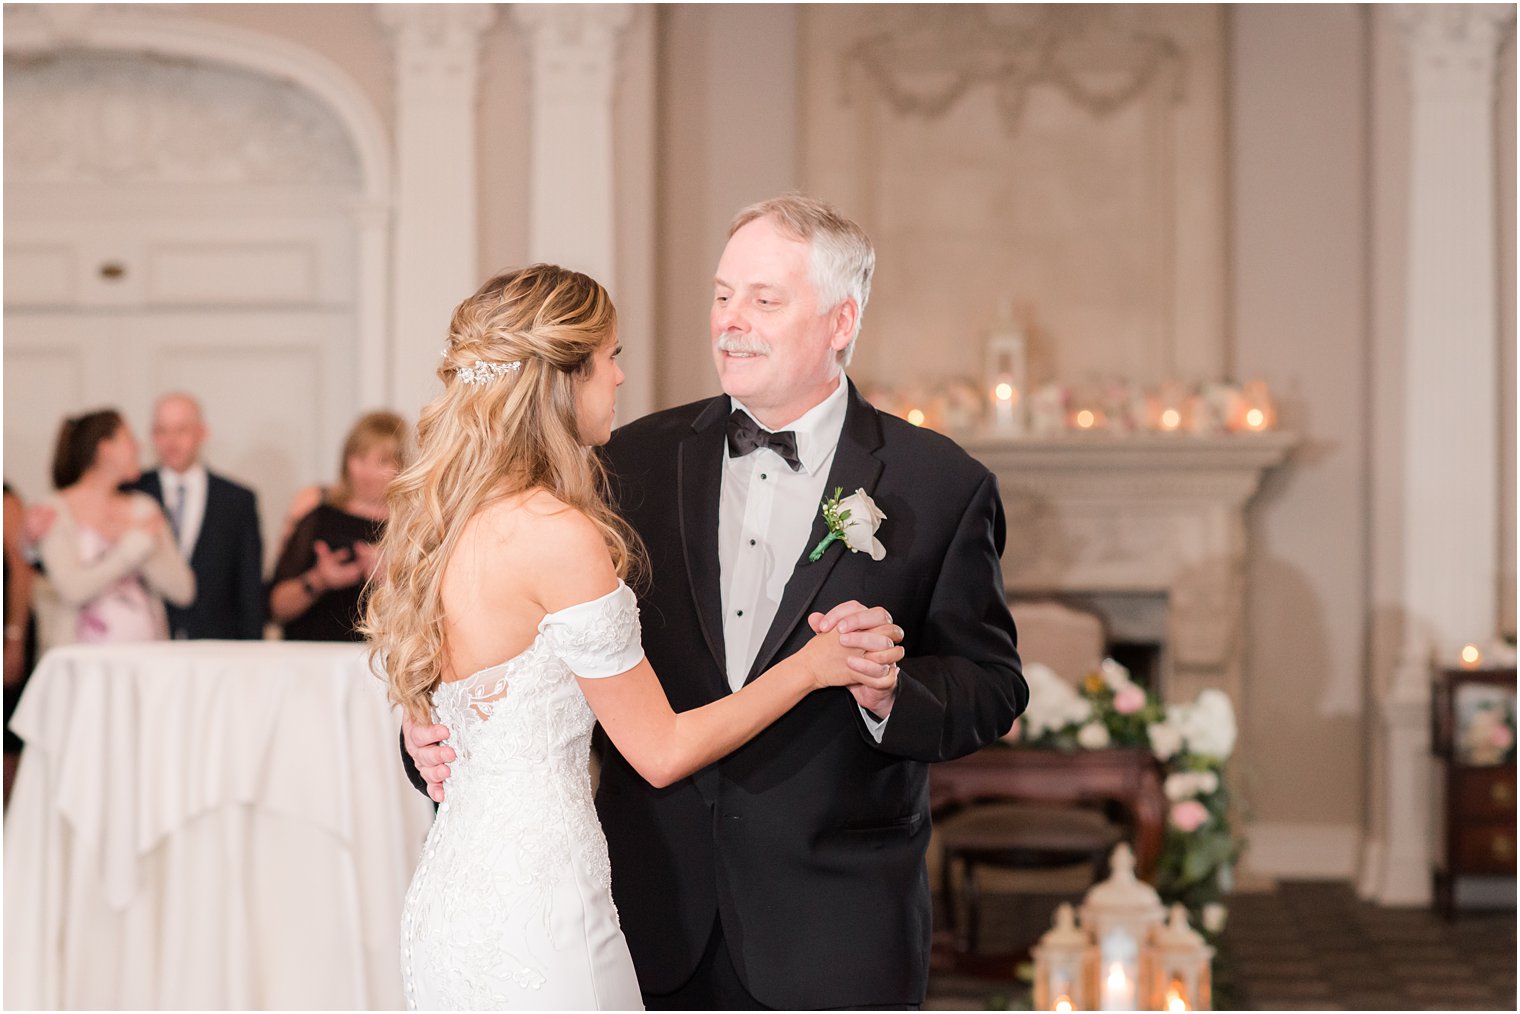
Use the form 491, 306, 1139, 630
1080, 843, 1166, 1011
985, 304, 1028, 437
1145, 904, 1214, 1011
1032, 902, 1088, 1011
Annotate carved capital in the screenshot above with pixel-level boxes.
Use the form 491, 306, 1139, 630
378, 3, 496, 102
511, 3, 633, 104
1393, 3, 1515, 101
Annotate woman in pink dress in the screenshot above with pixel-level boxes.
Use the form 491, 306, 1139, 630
33, 409, 194, 652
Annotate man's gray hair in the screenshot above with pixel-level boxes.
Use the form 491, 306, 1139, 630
727, 194, 875, 366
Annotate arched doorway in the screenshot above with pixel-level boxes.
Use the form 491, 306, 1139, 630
3, 7, 391, 564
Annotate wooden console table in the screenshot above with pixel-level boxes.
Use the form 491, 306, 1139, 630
930, 745, 1167, 875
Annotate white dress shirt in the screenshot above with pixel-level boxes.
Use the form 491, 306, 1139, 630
157, 463, 208, 559
717, 379, 888, 739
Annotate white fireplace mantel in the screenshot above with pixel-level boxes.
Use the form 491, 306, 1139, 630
962, 431, 1296, 714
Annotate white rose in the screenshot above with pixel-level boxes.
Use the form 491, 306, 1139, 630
1067, 698, 1094, 726
836, 488, 887, 561
1020, 664, 1076, 736
1148, 721, 1184, 761
1202, 902, 1228, 934
1180, 689, 1237, 760
1196, 770, 1219, 795
1164, 772, 1198, 802
1098, 657, 1133, 691
1076, 721, 1111, 750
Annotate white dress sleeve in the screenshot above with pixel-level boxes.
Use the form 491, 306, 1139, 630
537, 581, 645, 679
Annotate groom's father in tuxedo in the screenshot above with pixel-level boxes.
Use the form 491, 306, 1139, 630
406, 195, 1025, 1009
129, 393, 265, 640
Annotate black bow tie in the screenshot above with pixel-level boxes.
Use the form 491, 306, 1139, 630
726, 409, 802, 472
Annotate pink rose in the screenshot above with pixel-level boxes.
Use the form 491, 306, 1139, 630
1492, 724, 1514, 751
1170, 800, 1209, 833
1113, 683, 1146, 715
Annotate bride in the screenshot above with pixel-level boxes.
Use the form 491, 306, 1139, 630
363, 265, 902, 1011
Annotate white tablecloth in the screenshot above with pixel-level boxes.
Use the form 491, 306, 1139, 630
4, 641, 436, 1010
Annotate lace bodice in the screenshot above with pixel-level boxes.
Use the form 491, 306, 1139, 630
401, 582, 646, 1010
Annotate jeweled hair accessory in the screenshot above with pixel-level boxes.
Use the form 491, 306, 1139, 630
456, 360, 523, 385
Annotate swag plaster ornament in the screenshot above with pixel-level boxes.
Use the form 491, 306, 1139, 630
842, 6, 1186, 133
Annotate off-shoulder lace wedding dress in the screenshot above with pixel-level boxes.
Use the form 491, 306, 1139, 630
401, 583, 646, 1010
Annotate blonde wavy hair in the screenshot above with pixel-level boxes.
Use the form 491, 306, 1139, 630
363, 264, 643, 724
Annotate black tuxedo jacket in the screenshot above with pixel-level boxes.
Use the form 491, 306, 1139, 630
595, 382, 1025, 1008
130, 469, 265, 640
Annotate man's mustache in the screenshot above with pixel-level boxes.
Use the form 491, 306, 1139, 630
716, 334, 772, 356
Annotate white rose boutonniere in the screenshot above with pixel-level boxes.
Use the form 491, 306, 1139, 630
809, 487, 887, 562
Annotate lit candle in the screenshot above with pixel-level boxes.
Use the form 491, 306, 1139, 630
1076, 409, 1096, 430
992, 377, 1018, 431
1460, 643, 1483, 670
1054, 996, 1074, 1013
1101, 961, 1135, 1011
1166, 984, 1188, 1011
907, 408, 926, 427
1244, 407, 1267, 430
1159, 407, 1182, 431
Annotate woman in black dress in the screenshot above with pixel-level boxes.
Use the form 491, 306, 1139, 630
268, 411, 408, 641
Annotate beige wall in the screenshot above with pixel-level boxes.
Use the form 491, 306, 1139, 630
1230, 5, 1371, 836
1499, 30, 1516, 639
654, 5, 801, 407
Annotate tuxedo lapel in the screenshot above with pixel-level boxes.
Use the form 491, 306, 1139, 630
745, 383, 885, 685
676, 398, 731, 691
189, 475, 221, 568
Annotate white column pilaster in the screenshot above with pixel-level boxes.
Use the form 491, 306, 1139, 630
512, 4, 631, 284
378, 3, 495, 415
1372, 2, 1513, 906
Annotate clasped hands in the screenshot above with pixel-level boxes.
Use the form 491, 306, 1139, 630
404, 600, 905, 804
310, 539, 379, 592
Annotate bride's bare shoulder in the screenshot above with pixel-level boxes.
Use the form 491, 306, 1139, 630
468, 490, 609, 570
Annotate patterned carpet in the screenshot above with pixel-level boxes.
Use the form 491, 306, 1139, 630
925, 880, 1517, 1011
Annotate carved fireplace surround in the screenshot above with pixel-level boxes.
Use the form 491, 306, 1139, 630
962, 433, 1296, 721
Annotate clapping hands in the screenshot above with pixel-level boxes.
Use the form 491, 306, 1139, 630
312, 539, 377, 591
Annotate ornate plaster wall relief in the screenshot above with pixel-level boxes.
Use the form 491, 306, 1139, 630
4, 51, 360, 186
841, 5, 1184, 133
801, 5, 1227, 397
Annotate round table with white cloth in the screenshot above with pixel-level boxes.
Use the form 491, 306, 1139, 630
4, 640, 436, 1010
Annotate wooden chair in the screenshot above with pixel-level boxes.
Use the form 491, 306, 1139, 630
936, 597, 1123, 953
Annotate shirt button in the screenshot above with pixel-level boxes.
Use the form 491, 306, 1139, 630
760, 473, 768, 480
749, 539, 756, 546
736, 610, 744, 617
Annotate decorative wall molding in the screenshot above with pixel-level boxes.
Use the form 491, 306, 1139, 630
512, 4, 632, 294
379, 3, 495, 419
5, 52, 359, 186
377, 3, 496, 102
843, 6, 1185, 133
1395, 4, 1515, 98
802, 6, 1228, 396
3, 3, 393, 407
1367, 1, 1515, 907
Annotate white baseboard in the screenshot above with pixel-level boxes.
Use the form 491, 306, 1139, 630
1243, 821, 1363, 879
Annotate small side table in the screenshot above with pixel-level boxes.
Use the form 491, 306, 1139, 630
1431, 666, 1517, 919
